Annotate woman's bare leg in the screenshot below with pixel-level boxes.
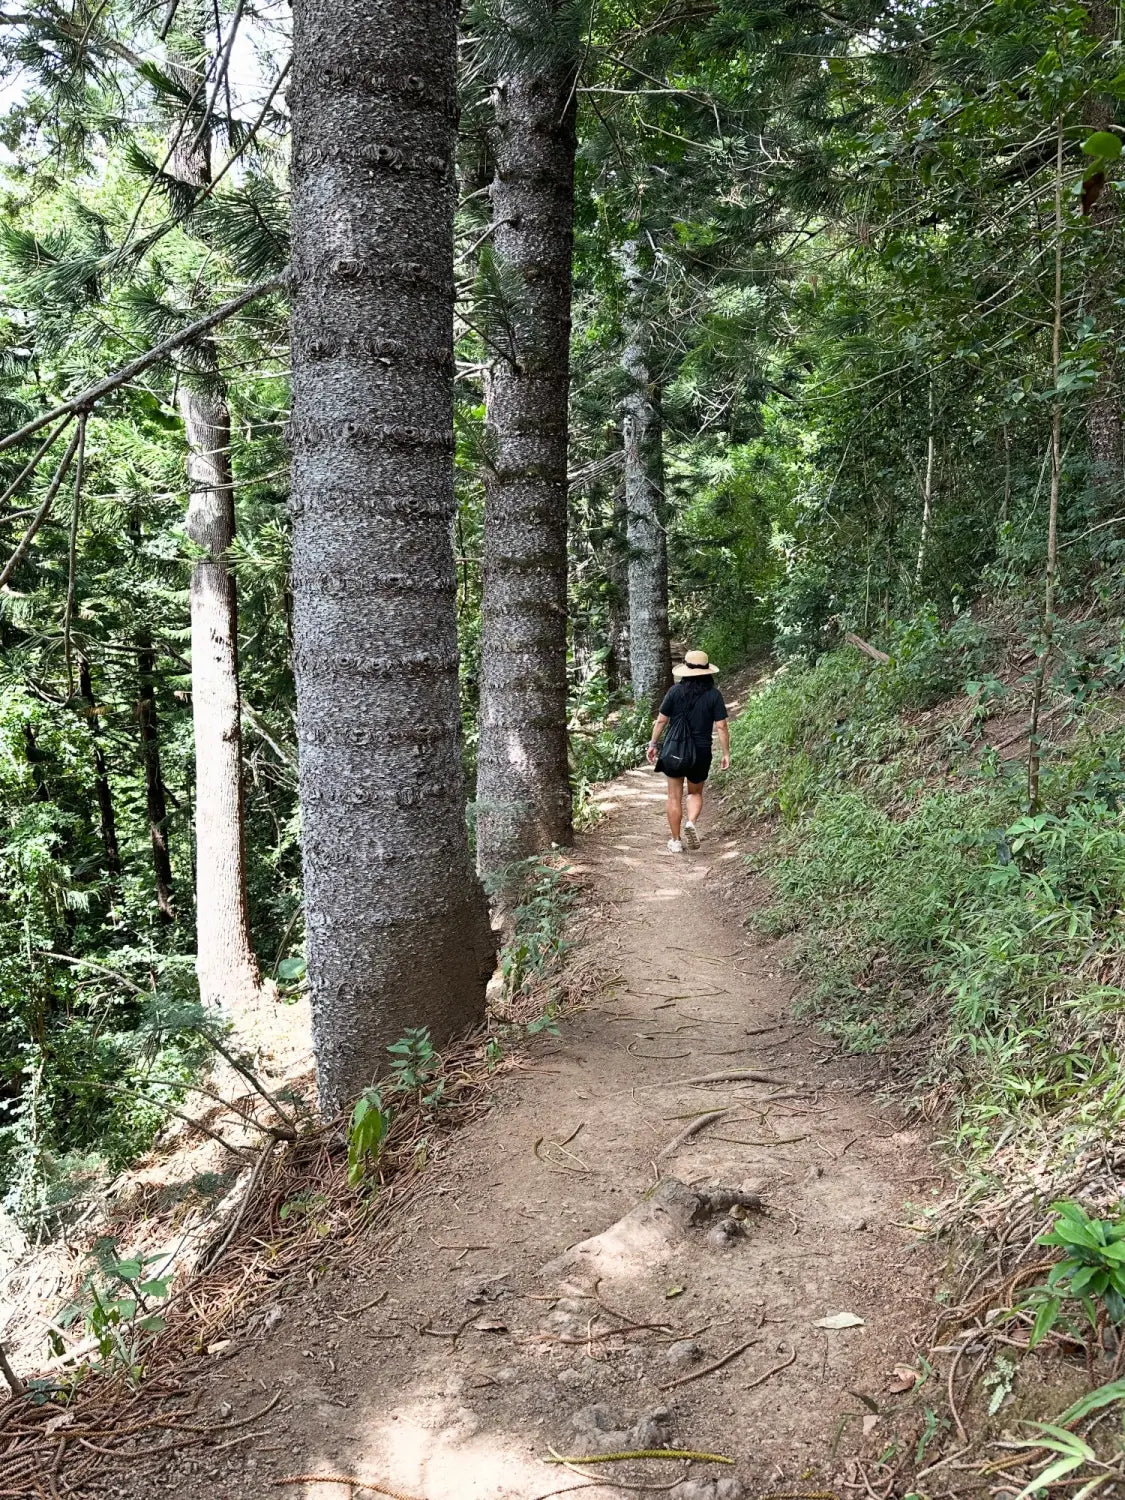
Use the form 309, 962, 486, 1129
686, 781, 704, 827
666, 777, 684, 840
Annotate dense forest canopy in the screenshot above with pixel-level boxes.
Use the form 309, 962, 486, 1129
0, 0, 1121, 1219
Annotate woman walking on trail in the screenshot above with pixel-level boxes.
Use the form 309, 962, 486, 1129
646, 650, 730, 853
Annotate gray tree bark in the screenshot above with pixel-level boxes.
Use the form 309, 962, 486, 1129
605, 482, 631, 694
1086, 154, 1122, 503
620, 240, 672, 710
1085, 4, 1122, 505
289, 0, 495, 1111
169, 31, 263, 1016
475, 8, 577, 876
137, 635, 175, 923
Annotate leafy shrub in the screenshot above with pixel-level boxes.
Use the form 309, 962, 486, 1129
53, 1240, 172, 1382
1026, 1201, 1125, 1348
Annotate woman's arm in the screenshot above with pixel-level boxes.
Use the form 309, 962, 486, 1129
716, 719, 730, 771
646, 713, 669, 765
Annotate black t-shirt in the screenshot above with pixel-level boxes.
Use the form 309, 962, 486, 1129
659, 683, 728, 752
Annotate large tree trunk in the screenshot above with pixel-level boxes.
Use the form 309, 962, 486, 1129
1086, 4, 1122, 505
137, 636, 175, 923
475, 9, 577, 877
289, 0, 495, 1111
620, 240, 672, 710
1085, 136, 1121, 499
168, 32, 262, 1013
77, 655, 120, 876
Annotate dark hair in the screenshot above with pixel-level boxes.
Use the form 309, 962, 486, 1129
677, 674, 714, 701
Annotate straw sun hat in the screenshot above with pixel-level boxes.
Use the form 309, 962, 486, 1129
673, 649, 719, 680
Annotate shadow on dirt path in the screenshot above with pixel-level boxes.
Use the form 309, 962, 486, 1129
121, 766, 943, 1500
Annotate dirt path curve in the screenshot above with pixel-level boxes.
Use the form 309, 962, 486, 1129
134, 767, 941, 1500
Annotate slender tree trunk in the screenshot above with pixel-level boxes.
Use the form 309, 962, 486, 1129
289, 0, 495, 1110
22, 726, 49, 803
77, 655, 121, 875
620, 240, 672, 709
606, 482, 631, 694
1000, 423, 1011, 527
137, 635, 175, 922
475, 8, 577, 876
1028, 117, 1065, 814
1085, 149, 1120, 500
180, 382, 262, 1009
915, 379, 936, 587
168, 31, 262, 1012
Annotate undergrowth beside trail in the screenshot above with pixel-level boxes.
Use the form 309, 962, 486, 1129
727, 608, 1125, 1193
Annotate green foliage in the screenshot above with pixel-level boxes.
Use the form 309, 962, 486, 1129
571, 701, 652, 828
1025, 1201, 1125, 1347
0, 10, 296, 1222
497, 858, 576, 1003
1007, 1425, 1099, 1500
53, 1240, 172, 1381
726, 608, 991, 822
345, 1024, 464, 1186
387, 1027, 444, 1104
346, 1088, 390, 1188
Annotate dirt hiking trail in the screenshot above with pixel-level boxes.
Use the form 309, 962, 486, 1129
117, 764, 942, 1500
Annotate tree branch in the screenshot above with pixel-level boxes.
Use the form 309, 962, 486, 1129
0, 423, 83, 590
0, 1342, 24, 1398
0, 272, 289, 456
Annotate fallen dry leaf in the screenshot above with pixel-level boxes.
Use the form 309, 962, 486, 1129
862, 1414, 881, 1436
886, 1364, 918, 1394
814, 1312, 865, 1330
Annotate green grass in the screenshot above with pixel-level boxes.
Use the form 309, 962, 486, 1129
728, 610, 1125, 1171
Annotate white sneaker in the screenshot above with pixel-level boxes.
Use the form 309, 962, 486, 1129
682, 821, 700, 850
667, 838, 683, 854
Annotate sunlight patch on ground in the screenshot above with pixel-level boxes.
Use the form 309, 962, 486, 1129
298, 1393, 557, 1500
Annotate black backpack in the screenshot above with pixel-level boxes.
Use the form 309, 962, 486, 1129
660, 694, 694, 774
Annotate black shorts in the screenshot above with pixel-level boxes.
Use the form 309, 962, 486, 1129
656, 751, 712, 784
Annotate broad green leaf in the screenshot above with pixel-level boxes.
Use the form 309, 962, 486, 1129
1082, 130, 1122, 160
1029, 1295, 1061, 1349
